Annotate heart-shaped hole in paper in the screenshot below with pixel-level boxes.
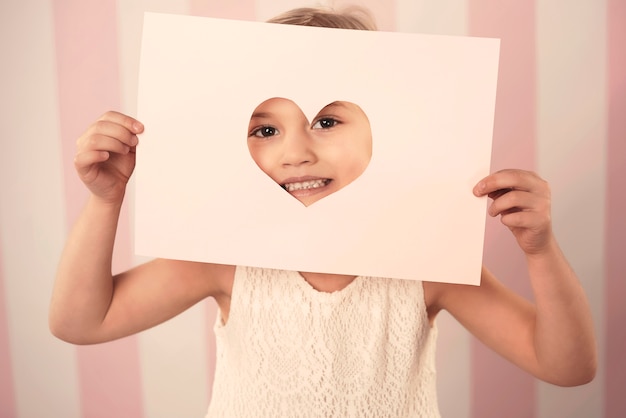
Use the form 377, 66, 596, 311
247, 98, 372, 207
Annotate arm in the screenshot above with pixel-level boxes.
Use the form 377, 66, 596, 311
49, 111, 232, 344
427, 169, 597, 386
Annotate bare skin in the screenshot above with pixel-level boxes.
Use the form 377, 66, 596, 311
49, 111, 597, 387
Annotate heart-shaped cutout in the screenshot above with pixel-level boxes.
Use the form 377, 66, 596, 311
247, 98, 372, 207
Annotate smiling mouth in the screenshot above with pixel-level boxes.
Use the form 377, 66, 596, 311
281, 179, 331, 192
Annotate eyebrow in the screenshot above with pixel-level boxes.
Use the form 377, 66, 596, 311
317, 101, 354, 114
250, 101, 351, 120
250, 111, 274, 120
322, 101, 348, 109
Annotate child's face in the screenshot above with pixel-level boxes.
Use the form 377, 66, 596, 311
247, 98, 372, 206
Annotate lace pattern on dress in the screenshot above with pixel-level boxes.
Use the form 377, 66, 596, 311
206, 266, 440, 418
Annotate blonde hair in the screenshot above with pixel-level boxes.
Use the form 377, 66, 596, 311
267, 6, 377, 31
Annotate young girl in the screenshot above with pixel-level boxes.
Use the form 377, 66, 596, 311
49, 7, 597, 417
247, 98, 372, 206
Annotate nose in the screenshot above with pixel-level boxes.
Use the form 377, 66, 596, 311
280, 132, 317, 167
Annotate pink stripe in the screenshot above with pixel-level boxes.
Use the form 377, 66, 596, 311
468, 1, 537, 417
190, 0, 256, 20
606, 0, 626, 416
0, 247, 17, 418
52, 1, 144, 417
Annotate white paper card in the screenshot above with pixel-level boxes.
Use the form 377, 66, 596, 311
136, 12, 500, 285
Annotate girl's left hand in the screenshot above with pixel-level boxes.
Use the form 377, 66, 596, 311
473, 169, 553, 255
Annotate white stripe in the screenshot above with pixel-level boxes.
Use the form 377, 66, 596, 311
117, 0, 145, 117
435, 311, 472, 418
536, 0, 606, 416
116, 0, 163, 266
117, 0, 195, 116
0, 1, 81, 417
139, 302, 210, 418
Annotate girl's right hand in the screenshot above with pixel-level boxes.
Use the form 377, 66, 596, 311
74, 111, 144, 204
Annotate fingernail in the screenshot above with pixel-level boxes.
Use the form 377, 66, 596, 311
133, 122, 144, 133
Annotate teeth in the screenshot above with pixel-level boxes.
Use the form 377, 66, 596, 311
284, 179, 330, 192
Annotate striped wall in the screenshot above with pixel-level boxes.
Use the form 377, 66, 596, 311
0, 0, 623, 417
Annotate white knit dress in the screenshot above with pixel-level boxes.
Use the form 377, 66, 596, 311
206, 266, 441, 417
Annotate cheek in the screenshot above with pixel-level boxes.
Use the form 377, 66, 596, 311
332, 140, 371, 183
248, 144, 276, 176
348, 129, 373, 168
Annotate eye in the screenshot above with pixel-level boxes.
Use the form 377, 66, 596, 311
311, 118, 339, 130
250, 125, 279, 138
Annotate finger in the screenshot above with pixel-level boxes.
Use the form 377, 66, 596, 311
79, 123, 139, 151
499, 211, 535, 229
474, 169, 546, 197
79, 133, 133, 155
74, 150, 110, 173
499, 210, 551, 231
99, 111, 144, 135
487, 187, 514, 200
487, 190, 546, 217
78, 114, 142, 149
